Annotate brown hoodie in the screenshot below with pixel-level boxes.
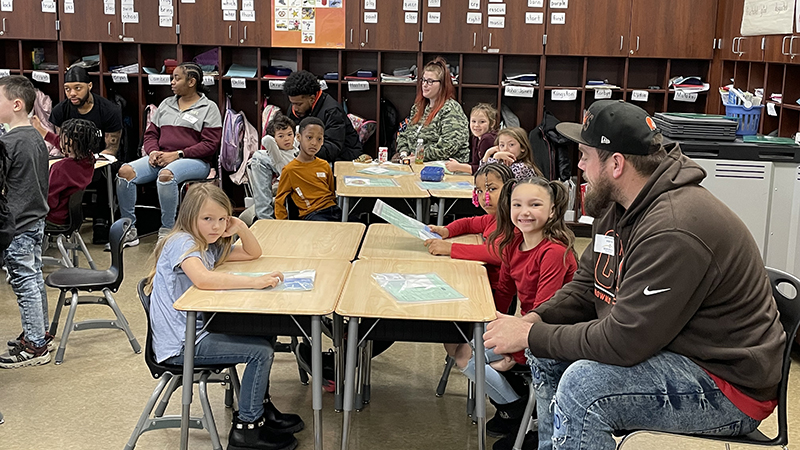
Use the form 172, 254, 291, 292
529, 144, 784, 402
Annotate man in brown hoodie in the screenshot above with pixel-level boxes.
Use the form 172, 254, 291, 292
484, 100, 785, 450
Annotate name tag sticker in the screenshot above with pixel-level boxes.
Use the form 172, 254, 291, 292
594, 234, 614, 256
316, 172, 327, 178
182, 113, 199, 124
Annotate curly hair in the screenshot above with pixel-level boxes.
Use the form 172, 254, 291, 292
266, 114, 296, 136
283, 70, 320, 97
59, 118, 102, 161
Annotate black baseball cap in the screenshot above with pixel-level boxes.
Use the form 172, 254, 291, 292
64, 66, 91, 83
556, 100, 661, 156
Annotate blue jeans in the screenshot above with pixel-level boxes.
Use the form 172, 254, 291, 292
3, 220, 48, 348
304, 205, 342, 221
528, 350, 760, 450
249, 150, 281, 220
166, 333, 275, 423
461, 346, 522, 405
117, 156, 210, 229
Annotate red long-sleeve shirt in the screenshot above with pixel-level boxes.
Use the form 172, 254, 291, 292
445, 214, 506, 309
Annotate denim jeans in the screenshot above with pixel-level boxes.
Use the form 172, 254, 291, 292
461, 346, 523, 405
528, 350, 761, 450
117, 156, 210, 229
304, 205, 342, 222
3, 220, 48, 348
248, 150, 281, 220
166, 333, 275, 423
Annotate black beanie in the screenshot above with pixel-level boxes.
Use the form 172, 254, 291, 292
64, 66, 90, 83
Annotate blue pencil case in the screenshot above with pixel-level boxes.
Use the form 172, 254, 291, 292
420, 166, 445, 182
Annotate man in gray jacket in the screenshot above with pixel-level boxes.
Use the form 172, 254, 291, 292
484, 100, 785, 449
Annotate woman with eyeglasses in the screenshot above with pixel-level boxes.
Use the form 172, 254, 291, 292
393, 57, 470, 163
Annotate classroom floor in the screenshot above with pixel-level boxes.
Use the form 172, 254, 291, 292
0, 230, 797, 450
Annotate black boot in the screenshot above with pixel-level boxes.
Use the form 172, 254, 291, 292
262, 400, 305, 434
492, 430, 538, 450
487, 397, 529, 438
227, 413, 298, 450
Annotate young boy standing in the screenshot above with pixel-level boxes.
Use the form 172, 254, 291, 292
0, 76, 52, 368
274, 117, 342, 221
249, 114, 299, 220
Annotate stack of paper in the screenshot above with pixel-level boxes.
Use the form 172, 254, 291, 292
503, 73, 538, 87
381, 73, 416, 83
224, 64, 257, 78
112, 63, 139, 74
669, 76, 710, 93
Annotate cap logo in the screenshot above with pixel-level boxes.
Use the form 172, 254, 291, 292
645, 116, 657, 131
600, 136, 611, 144
582, 110, 594, 131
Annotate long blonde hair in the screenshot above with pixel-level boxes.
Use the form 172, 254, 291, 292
145, 183, 234, 292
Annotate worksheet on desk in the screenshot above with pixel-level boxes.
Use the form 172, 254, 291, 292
372, 273, 467, 304
372, 199, 441, 240
226, 270, 316, 291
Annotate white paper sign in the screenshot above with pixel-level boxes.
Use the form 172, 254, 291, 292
528, 0, 543, 6
364, 11, 378, 23
149, 74, 171, 85
487, 3, 505, 14
504, 85, 535, 98
403, 0, 418, 11
112, 73, 129, 83
104, 3, 115, 14
221, 0, 237, 10
364, 0, 376, 9
159, 16, 172, 27
121, 0, 133, 5
405, 12, 418, 23
488, 16, 505, 27
427, 11, 440, 23
160, 0, 173, 5
319, 80, 328, 90
269, 80, 285, 90
64, 1, 75, 14
551, 12, 565, 24
231, 78, 246, 89
466, 12, 481, 24
525, 12, 543, 24
159, 5, 173, 15
32, 71, 50, 83
551, 89, 577, 101
122, 12, 139, 23
41, 1, 56, 13
594, 89, 612, 99
550, 0, 567, 7
767, 102, 778, 116
673, 91, 698, 103
428, 0, 440, 6
468, 0, 480, 9
1, 1, 12, 12
242, 0, 253, 10
240, 10, 255, 21
223, 9, 236, 20
122, 5, 134, 13
182, 0, 195, 3
348, 81, 370, 92
631, 90, 649, 102
203, 75, 215, 86
741, 0, 795, 36
0, 69, 10, 78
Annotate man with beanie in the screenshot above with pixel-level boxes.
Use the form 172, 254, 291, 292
483, 100, 785, 449
37, 66, 123, 244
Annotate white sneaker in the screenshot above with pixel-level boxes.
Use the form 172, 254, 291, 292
122, 226, 139, 248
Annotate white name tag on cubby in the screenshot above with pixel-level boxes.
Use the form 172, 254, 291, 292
364, 12, 378, 23
0, 69, 10, 78
594, 89, 612, 99
149, 74, 171, 85
269, 80, 285, 90
551, 89, 577, 101
112, 73, 129, 83
528, 0, 543, 6
231, 78, 246, 89
32, 71, 50, 83
348, 81, 370, 92
319, 80, 328, 90
630, 90, 649, 102
203, 75, 215, 86
673, 91, 697, 103
504, 85, 534, 98
1, 0, 12, 12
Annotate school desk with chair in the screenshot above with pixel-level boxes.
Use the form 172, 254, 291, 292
334, 161, 429, 222
412, 162, 476, 226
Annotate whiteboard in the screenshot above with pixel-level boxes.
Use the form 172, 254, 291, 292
740, 0, 795, 35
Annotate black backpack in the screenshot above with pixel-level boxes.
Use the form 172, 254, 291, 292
529, 108, 572, 181
379, 98, 400, 153
109, 92, 138, 164
0, 140, 16, 253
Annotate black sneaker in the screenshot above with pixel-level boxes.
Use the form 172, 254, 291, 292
487, 397, 529, 438
0, 341, 51, 369
492, 430, 538, 450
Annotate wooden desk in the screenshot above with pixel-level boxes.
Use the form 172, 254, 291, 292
411, 163, 475, 225
174, 257, 352, 450
249, 220, 365, 260
358, 223, 482, 262
334, 162, 429, 222
335, 259, 494, 450
50, 157, 115, 222
334, 161, 414, 177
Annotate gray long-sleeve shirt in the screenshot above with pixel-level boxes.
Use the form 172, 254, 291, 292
1, 126, 49, 233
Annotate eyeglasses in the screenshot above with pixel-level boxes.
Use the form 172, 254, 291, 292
421, 78, 441, 86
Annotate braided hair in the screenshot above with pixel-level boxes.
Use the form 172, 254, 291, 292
177, 62, 208, 95
59, 118, 102, 161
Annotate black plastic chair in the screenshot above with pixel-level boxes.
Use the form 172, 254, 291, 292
45, 218, 141, 364
43, 189, 96, 269
618, 267, 800, 450
124, 278, 241, 450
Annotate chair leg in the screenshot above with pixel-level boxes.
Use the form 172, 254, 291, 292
355, 342, 367, 411
154, 375, 181, 417
55, 290, 80, 364
466, 379, 476, 420
291, 336, 310, 385
73, 232, 97, 270
436, 355, 457, 397
229, 366, 241, 410
124, 373, 174, 450
56, 235, 73, 268
102, 289, 142, 354
362, 341, 373, 404
198, 372, 223, 450
48, 290, 66, 337
513, 384, 537, 450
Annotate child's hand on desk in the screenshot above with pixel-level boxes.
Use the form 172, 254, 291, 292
488, 354, 516, 372
428, 225, 449, 238
445, 159, 467, 173
223, 217, 247, 237
254, 271, 284, 289
424, 239, 452, 256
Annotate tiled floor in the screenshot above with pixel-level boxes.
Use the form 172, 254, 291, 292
0, 231, 797, 449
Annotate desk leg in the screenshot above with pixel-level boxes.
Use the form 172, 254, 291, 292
181, 312, 197, 450
105, 165, 115, 222
415, 199, 423, 222
474, 322, 486, 450
341, 198, 349, 223
437, 199, 446, 226
311, 316, 323, 450
340, 317, 360, 450
334, 313, 344, 412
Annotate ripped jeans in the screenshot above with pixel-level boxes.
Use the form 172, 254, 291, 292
527, 350, 760, 450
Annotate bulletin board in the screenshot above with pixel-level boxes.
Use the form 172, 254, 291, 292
271, 0, 346, 48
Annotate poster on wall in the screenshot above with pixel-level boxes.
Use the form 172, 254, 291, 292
272, 0, 346, 48
740, 0, 795, 35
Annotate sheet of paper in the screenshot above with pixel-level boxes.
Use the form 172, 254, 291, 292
372, 199, 440, 240
427, 11, 440, 23
405, 12, 417, 23
631, 90, 649, 102
488, 16, 505, 28
364, 11, 377, 23
505, 85, 535, 98
229, 270, 316, 291
487, 3, 505, 14
231, 78, 247, 88
358, 166, 411, 176
551, 89, 577, 101
673, 91, 698, 103
372, 273, 467, 304
528, 0, 543, 6
122, 11, 139, 23
269, 80, 285, 90
467, 12, 482, 24
32, 71, 50, 83
468, 0, 480, 9
221, 0, 237, 10
551, 12, 565, 24
242, 0, 253, 10
345, 176, 398, 187
594, 88, 612, 99
41, 1, 56, 13
240, 9, 255, 21
203, 75, 215, 86
159, 16, 173, 27
64, 1, 75, 14
1, 1, 12, 13
0, 69, 10, 78
428, 0, 440, 6
767, 102, 778, 116
550, 0, 567, 7
348, 80, 370, 92
364, 0, 376, 9
148, 74, 171, 85
104, 2, 115, 14
525, 12, 543, 24
112, 73, 129, 83
223, 9, 236, 20
417, 181, 473, 190
403, 0, 418, 11
741, 0, 795, 35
